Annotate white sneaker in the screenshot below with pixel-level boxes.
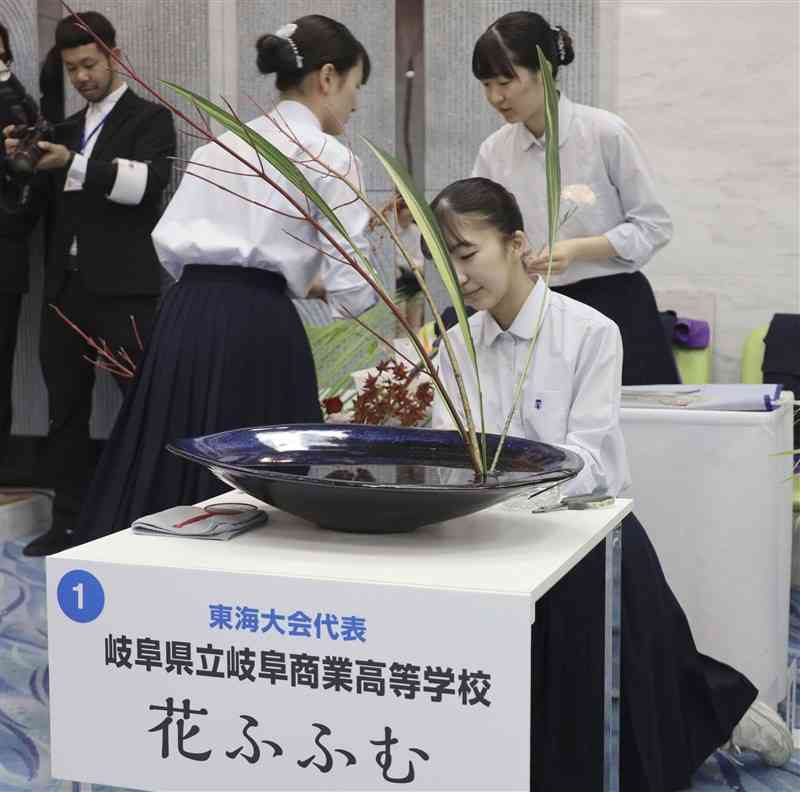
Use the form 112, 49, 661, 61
725, 701, 794, 767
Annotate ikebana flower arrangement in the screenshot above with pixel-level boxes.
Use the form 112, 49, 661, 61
322, 358, 434, 427
64, 6, 569, 481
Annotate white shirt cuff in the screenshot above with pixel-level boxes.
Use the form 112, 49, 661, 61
108, 158, 149, 205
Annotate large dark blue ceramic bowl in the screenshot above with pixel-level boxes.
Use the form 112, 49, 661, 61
168, 424, 583, 533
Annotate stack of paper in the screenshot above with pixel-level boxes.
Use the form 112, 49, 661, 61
621, 384, 783, 411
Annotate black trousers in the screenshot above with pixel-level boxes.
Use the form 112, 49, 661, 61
37, 268, 156, 534
0, 292, 22, 461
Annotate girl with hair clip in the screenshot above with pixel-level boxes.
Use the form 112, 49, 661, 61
471, 10, 679, 386
428, 177, 792, 791
75, 15, 377, 544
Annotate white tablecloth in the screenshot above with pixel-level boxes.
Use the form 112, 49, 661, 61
621, 396, 794, 707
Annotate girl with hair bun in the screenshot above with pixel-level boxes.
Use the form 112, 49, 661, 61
76, 15, 376, 543
472, 10, 680, 386
429, 177, 791, 792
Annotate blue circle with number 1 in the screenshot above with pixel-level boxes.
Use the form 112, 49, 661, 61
57, 570, 105, 623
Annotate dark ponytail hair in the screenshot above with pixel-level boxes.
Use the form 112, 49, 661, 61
256, 14, 371, 92
472, 11, 574, 82
421, 177, 524, 259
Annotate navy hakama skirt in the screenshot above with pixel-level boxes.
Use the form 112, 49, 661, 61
75, 265, 323, 542
552, 271, 681, 386
532, 513, 757, 791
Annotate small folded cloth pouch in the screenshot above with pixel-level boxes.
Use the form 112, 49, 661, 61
131, 503, 268, 540
660, 310, 710, 349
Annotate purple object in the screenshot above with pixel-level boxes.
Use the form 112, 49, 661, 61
673, 317, 710, 349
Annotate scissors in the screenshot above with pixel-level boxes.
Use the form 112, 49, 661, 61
530, 494, 615, 514
173, 502, 258, 529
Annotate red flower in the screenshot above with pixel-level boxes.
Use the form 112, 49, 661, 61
322, 396, 344, 415
350, 358, 433, 427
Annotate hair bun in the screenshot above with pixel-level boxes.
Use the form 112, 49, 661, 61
255, 33, 299, 74
552, 25, 575, 66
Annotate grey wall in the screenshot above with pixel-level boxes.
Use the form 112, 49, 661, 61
608, 0, 800, 381
1, 0, 37, 90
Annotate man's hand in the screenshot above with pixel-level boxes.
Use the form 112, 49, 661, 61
34, 141, 73, 171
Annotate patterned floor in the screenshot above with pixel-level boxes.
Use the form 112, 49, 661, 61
2, 514, 800, 790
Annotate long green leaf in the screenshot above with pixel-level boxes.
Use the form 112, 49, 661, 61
361, 137, 487, 470
162, 80, 380, 282
490, 46, 562, 472
539, 48, 561, 257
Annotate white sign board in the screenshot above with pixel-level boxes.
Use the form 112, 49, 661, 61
47, 559, 532, 790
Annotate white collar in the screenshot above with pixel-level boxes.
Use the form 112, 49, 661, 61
481, 276, 550, 346
271, 99, 323, 132
86, 81, 127, 117
515, 93, 575, 152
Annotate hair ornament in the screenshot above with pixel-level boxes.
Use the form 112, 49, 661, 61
275, 22, 303, 69
551, 25, 567, 64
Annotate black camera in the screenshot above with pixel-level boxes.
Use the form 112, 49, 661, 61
0, 61, 53, 176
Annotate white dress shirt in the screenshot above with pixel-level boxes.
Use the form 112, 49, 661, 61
66, 83, 150, 254
472, 94, 673, 287
152, 100, 377, 318
431, 277, 631, 497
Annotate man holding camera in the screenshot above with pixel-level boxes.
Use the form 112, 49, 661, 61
1, 11, 175, 555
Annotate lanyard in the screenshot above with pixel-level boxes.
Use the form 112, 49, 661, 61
79, 108, 112, 153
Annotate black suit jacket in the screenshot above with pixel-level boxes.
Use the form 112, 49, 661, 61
1, 87, 175, 298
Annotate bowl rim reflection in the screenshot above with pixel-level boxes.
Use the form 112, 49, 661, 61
167, 423, 583, 493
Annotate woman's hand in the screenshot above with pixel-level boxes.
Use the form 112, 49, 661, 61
524, 236, 617, 278
368, 193, 413, 232
306, 275, 327, 301
525, 239, 582, 277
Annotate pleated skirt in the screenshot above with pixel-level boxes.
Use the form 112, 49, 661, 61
552, 272, 681, 386
532, 513, 757, 791
76, 265, 322, 541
